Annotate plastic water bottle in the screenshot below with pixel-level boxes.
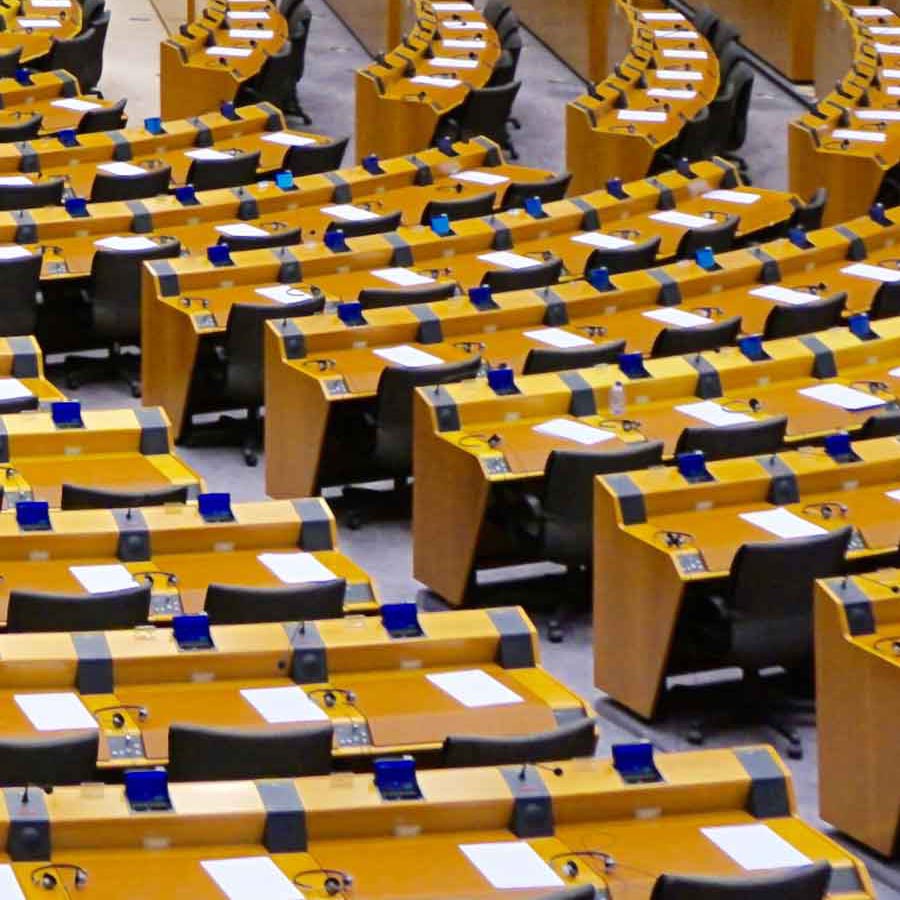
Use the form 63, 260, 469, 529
609, 381, 626, 417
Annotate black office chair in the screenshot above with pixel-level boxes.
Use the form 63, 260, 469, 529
761, 292, 846, 341
60, 484, 189, 510
690, 7, 720, 37
675, 215, 740, 259
420, 191, 496, 224
490, 16, 524, 90
217, 225, 302, 252
650, 863, 831, 900
285, 2, 313, 123
0, 734, 99, 787
711, 18, 741, 54
0, 177, 65, 211
41, 14, 110, 94
89, 164, 172, 202
583, 236, 661, 276
184, 150, 261, 191
522, 340, 626, 375
859, 409, 900, 439
81, 0, 106, 27
358, 281, 457, 309
6, 584, 152, 632
788, 188, 828, 232
77, 98, 127, 134
325, 210, 401, 238
64, 238, 182, 397
204, 580, 346, 624
653, 107, 712, 173
674, 416, 788, 461
436, 81, 522, 159
0, 251, 42, 336
237, 43, 296, 111
167, 723, 333, 781
673, 527, 852, 757
501, 173, 572, 211
869, 280, 900, 319
277, 135, 349, 177
0, 47, 22, 79
0, 114, 42, 143
441, 719, 598, 768
184, 298, 323, 465
481, 255, 563, 294
535, 890, 598, 900
650, 316, 742, 357
483, 0, 512, 29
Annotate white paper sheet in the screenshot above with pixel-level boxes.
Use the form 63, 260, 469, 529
460, 843, 564, 890
642, 307, 711, 328
442, 20, 484, 30
884, 68, 900, 77
662, 48, 708, 59
51, 97, 101, 111
477, 250, 540, 270
650, 210, 715, 229
427, 670, 523, 707
869, 26, 900, 35
185, 148, 232, 160
675, 401, 753, 427
0, 176, 32, 186
452, 169, 508, 185
0, 245, 34, 260
261, 131, 316, 147
410, 75, 462, 87
798, 383, 887, 410
70, 564, 138, 594
98, 162, 146, 177
442, 38, 486, 49
887, 86, 900, 96
855, 108, 900, 121
205, 45, 254, 57
523, 327, 593, 349
371, 267, 435, 286
874, 42, 900, 53
321, 204, 381, 222
373, 345, 444, 368
14, 692, 98, 731
229, 28, 274, 39
654, 29, 700, 39
533, 418, 616, 445
0, 865, 26, 900
226, 9, 269, 18
571, 231, 635, 249
831, 129, 886, 143
0, 379, 33, 401
255, 284, 312, 305
703, 189, 761, 204
840, 262, 900, 283
617, 109, 667, 123
433, 1, 476, 9
656, 68, 703, 81
885, 488, 900, 501
31, 0, 70, 7
93, 236, 157, 252
641, 11, 686, 21
701, 825, 812, 871
240, 686, 329, 725
17, 17, 62, 27
853, 6, 893, 16
750, 285, 817, 306
647, 88, 697, 100
257, 552, 338, 584
201, 857, 303, 900
429, 56, 479, 69
739, 508, 828, 539
215, 223, 269, 238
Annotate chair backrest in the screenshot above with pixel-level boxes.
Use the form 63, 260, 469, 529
0, 394, 38, 415
204, 580, 346, 624
90, 238, 182, 344
421, 190, 496, 224
441, 719, 597, 768
60, 484, 188, 510
675, 214, 739, 258
858, 409, 900, 439
185, 150, 261, 191
0, 114, 42, 143
0, 47, 21, 79
0, 735, 98, 787
542, 441, 665, 565
281, 135, 349, 176
0, 251, 42, 336
871, 280, 900, 319
534, 889, 598, 900
0, 177, 65, 211
651, 316, 742, 357
89, 164, 172, 202
217, 225, 302, 253
246, 43, 295, 108
358, 280, 456, 309
222, 298, 324, 407
6, 584, 151, 632
650, 863, 831, 900
48, 16, 108, 92
788, 188, 828, 232
457, 81, 521, 144
723, 61, 754, 150
523, 339, 626, 375
77, 98, 127, 134
374, 355, 482, 474
481, 255, 562, 293
691, 8, 720, 37
483, 0, 511, 27
762, 292, 846, 341
717, 38, 743, 83
289, 4, 312, 80
671, 106, 711, 163
167, 723, 333, 781
674, 416, 788, 461
501, 172, 572, 209
82, 0, 106, 26
584, 236, 661, 276
711, 18, 741, 54
325, 209, 401, 238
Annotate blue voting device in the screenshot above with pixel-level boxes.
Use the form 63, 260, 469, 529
437, 136, 457, 156
337, 301, 367, 327
207, 244, 232, 266
739, 335, 769, 362
175, 185, 198, 206
324, 229, 349, 252
468, 285, 497, 310
198, 492, 234, 523
825, 432, 859, 463
849, 312, 875, 340
870, 202, 891, 226
606, 177, 627, 199
125, 769, 172, 812
787, 226, 812, 249
173, 613, 214, 651
694, 246, 717, 271
374, 756, 422, 801
524, 196, 545, 219
14, 68, 33, 86
362, 154, 383, 175
51, 401, 83, 429
58, 129, 79, 148
275, 170, 295, 191
64, 197, 88, 218
16, 501, 51, 532
220, 101, 238, 120
618, 351, 649, 380
612, 742, 662, 784
487, 366, 518, 395
143, 117, 164, 135
587, 266, 612, 292
677, 451, 713, 484
430, 214, 452, 237
381, 602, 423, 638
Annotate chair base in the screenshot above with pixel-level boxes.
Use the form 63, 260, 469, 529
284, 104, 312, 126
180, 408, 262, 467
546, 566, 591, 643
340, 478, 412, 530
64, 346, 141, 398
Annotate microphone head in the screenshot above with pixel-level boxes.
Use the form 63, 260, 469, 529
137, 707, 149, 721
74, 868, 88, 889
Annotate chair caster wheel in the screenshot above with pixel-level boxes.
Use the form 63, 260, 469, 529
547, 622, 563, 643
243, 451, 258, 467
131, 385, 142, 399
345, 512, 362, 530
786, 741, 803, 761
66, 376, 79, 390
686, 727, 704, 745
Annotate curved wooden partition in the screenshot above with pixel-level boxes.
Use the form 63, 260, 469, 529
323, 0, 406, 57
0, 0, 82, 63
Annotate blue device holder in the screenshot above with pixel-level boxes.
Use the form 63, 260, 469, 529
739, 335, 770, 362
173, 613, 214, 651
175, 185, 198, 206
469, 285, 497, 310
787, 226, 812, 249
825, 432, 859, 463
16, 501, 51, 532
324, 229, 349, 252
198, 491, 234, 523
51, 401, 83, 429
144, 117, 164, 135
436, 136, 458, 156
848, 312, 876, 341
587, 266, 613, 292
220, 101, 238, 120
275, 171, 296, 191
606, 177, 627, 200
64, 197, 88, 218
374, 756, 422, 801
381, 602, 423, 638
14, 68, 33, 86
57, 129, 79, 148
125, 769, 172, 812
207, 244, 232, 266
694, 246, 717, 271
362, 154, 384, 175
337, 301, 367, 327
487, 366, 518, 395
618, 351, 650, 380
870, 203, 892, 226
612, 742, 662, 784
524, 196, 545, 219
677, 450, 713, 484
430, 214, 452, 237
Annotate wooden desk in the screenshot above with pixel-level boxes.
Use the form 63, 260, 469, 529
323, 0, 405, 57
160, 0, 288, 120
815, 572, 900, 857
0, 335, 64, 407
594, 434, 900, 718
0, 0, 81, 63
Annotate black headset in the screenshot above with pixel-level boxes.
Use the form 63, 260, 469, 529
31, 864, 88, 891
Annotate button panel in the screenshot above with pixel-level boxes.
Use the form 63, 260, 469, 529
677, 552, 707, 574
107, 734, 146, 760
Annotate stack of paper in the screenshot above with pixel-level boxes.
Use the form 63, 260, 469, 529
452, 170, 508, 185
240, 686, 329, 724
797, 384, 887, 411
201, 858, 302, 900
15, 692, 98, 731
410, 75, 462, 87
477, 250, 540, 270
650, 210, 716, 229
701, 825, 812, 870
617, 109, 667, 123
0, 379, 34, 402
523, 327, 593, 349
261, 132, 316, 147
373, 345, 444, 368
257, 551, 338, 584
97, 162, 147, 177
427, 670, 523, 707
460, 843, 563, 889
840, 262, 900, 283
533, 418, 616, 445
321, 204, 381, 222
185, 148, 232, 160
371, 268, 435, 287
255, 284, 313, 304
51, 98, 101, 111
571, 232, 635, 249
205, 46, 254, 57
675, 401, 753, 427
93, 236, 158, 252
750, 285, 817, 306
70, 564, 138, 594
703, 190, 761, 205
215, 223, 269, 238
739, 508, 827, 539
643, 307, 711, 328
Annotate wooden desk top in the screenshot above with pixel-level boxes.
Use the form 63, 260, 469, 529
0, 0, 82, 62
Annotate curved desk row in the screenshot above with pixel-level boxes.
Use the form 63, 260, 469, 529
0, 0, 82, 64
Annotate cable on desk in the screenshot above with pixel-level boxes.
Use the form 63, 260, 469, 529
292, 868, 353, 897
802, 501, 849, 520
653, 530, 696, 549
31, 863, 88, 891
457, 432, 502, 450
301, 358, 337, 372
91, 704, 149, 729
